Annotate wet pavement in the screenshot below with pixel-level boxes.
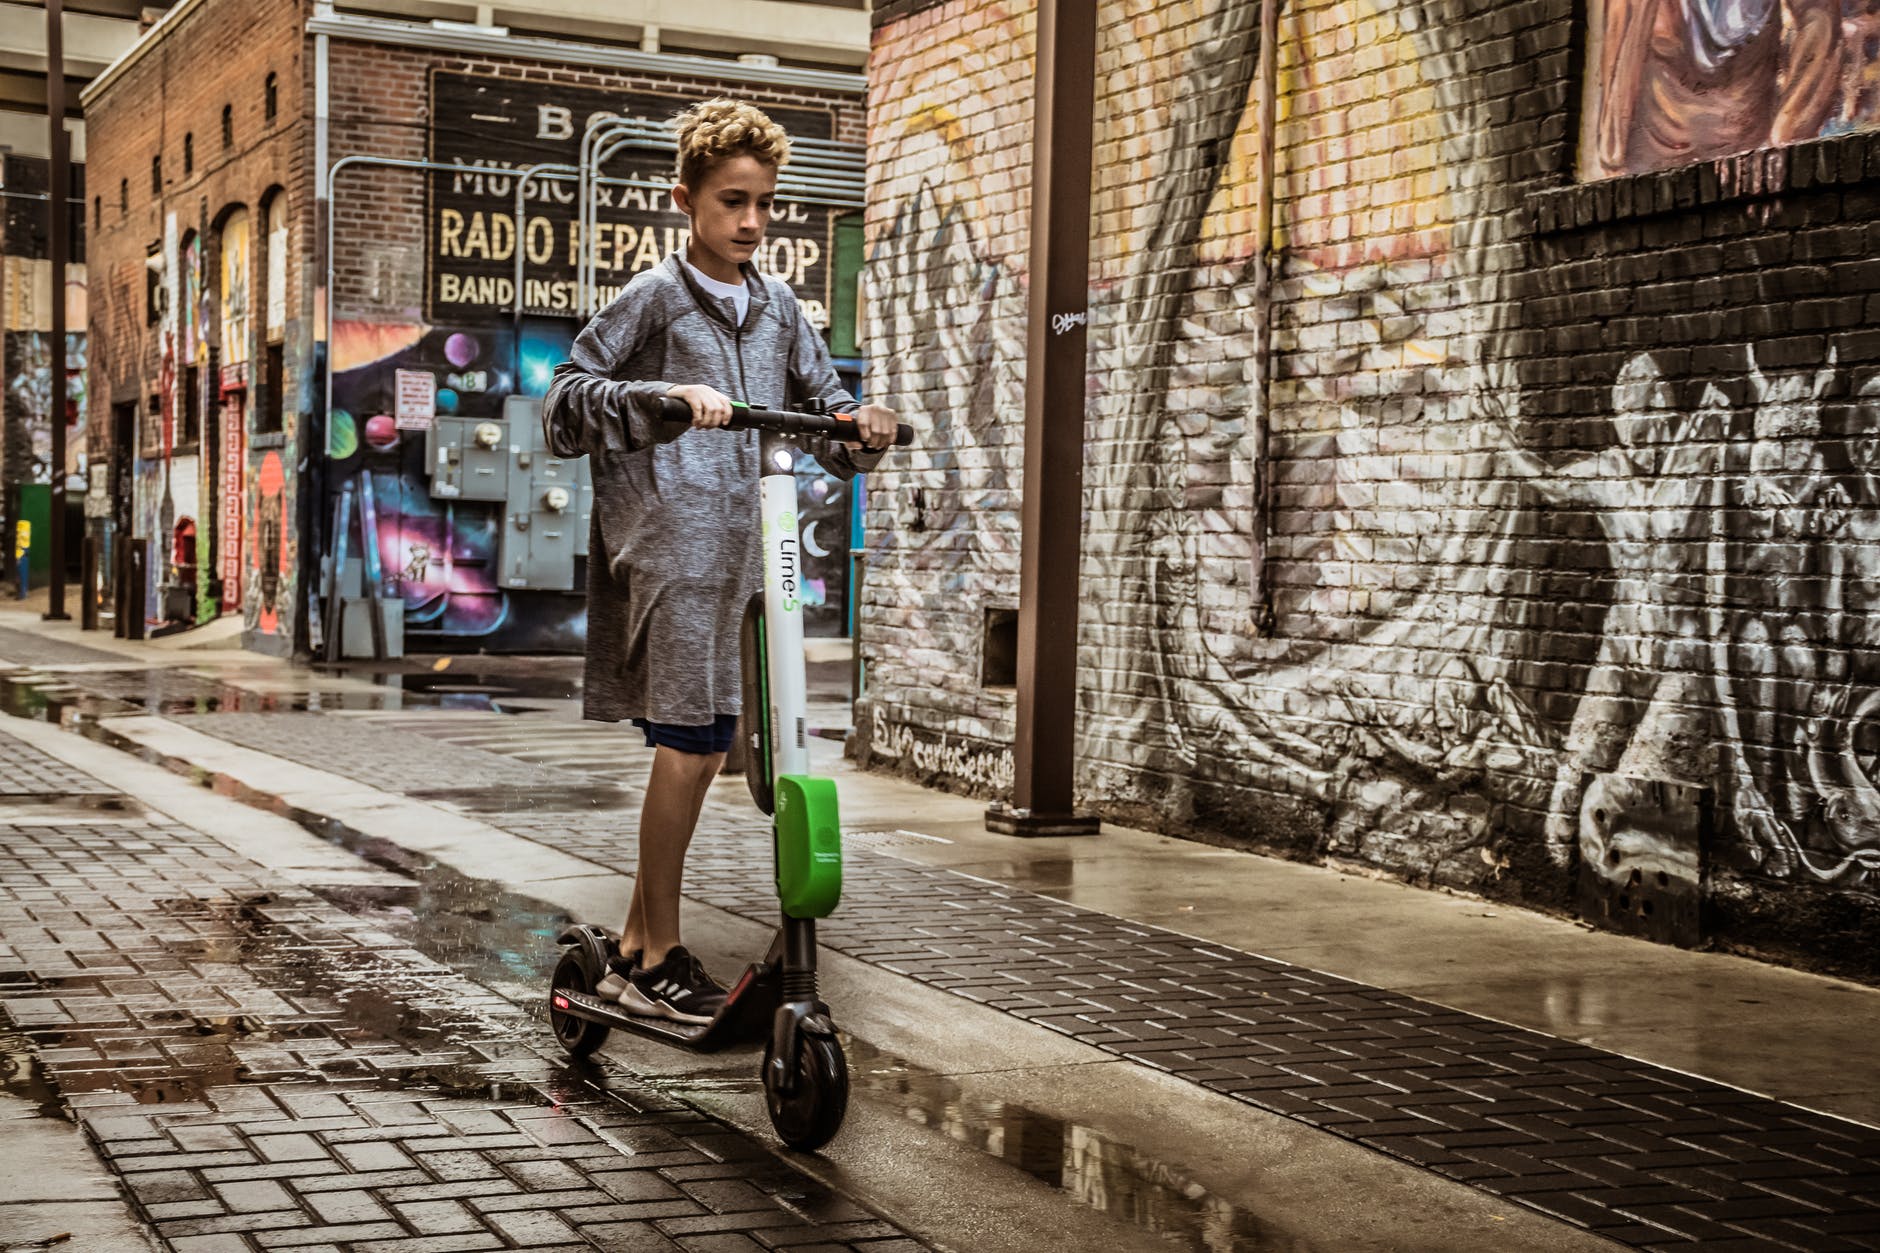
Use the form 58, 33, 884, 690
0, 722, 923, 1253
3, 613, 1879, 1251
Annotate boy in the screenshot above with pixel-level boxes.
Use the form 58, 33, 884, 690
542, 99, 897, 1024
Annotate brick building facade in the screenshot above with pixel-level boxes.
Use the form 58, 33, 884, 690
855, 0, 1880, 975
84, 0, 864, 654
88, 0, 318, 648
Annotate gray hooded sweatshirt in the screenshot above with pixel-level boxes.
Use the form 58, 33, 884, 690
542, 253, 878, 726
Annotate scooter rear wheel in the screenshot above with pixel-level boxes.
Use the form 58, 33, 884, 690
549, 951, 610, 1058
763, 1032, 848, 1152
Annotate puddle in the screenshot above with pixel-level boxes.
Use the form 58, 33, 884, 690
408, 784, 631, 813
0, 1031, 68, 1120
330, 660, 584, 715
838, 1037, 1309, 1252
0, 667, 519, 719
167, 770, 1307, 1250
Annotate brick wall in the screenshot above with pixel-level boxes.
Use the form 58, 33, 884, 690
87, 0, 306, 422
84, 0, 308, 648
858, 0, 1880, 978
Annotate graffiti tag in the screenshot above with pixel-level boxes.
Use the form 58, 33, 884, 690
1051, 310, 1088, 336
871, 705, 1015, 793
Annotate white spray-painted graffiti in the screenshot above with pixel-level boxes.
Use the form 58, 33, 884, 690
860, 0, 1880, 940
870, 703, 1015, 794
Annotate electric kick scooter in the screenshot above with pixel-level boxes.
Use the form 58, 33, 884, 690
548, 397, 913, 1152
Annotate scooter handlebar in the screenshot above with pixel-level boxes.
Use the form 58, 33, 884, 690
658, 395, 915, 447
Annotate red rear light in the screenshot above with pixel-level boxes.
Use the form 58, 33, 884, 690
553, 995, 571, 1009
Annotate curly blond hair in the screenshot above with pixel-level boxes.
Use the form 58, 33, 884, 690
673, 99, 791, 189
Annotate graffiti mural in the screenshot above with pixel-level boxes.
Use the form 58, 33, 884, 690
1583, 0, 1879, 179
253, 450, 287, 634
860, 0, 1880, 963
3, 331, 87, 484
328, 315, 860, 652
331, 321, 534, 643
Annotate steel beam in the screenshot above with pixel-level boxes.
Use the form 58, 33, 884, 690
44, 0, 69, 622
985, 0, 1099, 838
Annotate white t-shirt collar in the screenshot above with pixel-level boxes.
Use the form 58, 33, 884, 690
683, 253, 751, 324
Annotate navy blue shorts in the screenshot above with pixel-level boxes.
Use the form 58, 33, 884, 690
632, 713, 739, 755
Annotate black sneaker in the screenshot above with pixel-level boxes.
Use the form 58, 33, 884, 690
593, 949, 641, 1004
624, 946, 727, 1025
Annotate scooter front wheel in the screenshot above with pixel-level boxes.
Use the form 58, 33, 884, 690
549, 950, 610, 1058
763, 1032, 848, 1152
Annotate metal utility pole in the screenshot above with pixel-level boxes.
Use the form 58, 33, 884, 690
985, 0, 1100, 837
44, 0, 70, 621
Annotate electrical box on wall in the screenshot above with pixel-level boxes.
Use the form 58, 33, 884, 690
420, 397, 592, 593
428, 416, 512, 501
498, 395, 592, 592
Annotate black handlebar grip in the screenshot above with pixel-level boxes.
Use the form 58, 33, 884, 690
657, 394, 914, 446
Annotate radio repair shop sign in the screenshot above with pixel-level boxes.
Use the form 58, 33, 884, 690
426, 72, 836, 324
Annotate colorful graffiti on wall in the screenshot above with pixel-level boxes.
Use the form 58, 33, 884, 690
3, 331, 87, 483
861, 0, 1880, 948
330, 317, 859, 651
1583, 0, 1880, 179
331, 321, 537, 643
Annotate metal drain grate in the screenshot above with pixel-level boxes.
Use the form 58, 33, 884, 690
844, 828, 955, 857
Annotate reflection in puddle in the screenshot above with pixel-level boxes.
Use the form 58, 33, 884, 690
407, 784, 629, 813
0, 1031, 67, 1119
838, 1037, 1308, 1253
334, 662, 584, 715
0, 664, 582, 722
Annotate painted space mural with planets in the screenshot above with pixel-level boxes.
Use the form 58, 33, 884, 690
329, 318, 854, 650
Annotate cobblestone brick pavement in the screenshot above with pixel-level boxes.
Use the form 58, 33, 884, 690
0, 624, 134, 668
0, 722, 120, 796
0, 723, 925, 1253
182, 713, 575, 792
299, 711, 1879, 1253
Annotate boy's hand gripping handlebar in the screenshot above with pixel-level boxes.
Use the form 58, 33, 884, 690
657, 396, 915, 447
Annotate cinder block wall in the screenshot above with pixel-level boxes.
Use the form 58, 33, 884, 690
857, 0, 1880, 977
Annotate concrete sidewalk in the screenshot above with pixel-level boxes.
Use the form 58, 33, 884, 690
4, 600, 1875, 1127
3, 602, 1878, 1251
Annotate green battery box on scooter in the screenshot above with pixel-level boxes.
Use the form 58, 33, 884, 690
774, 774, 842, 918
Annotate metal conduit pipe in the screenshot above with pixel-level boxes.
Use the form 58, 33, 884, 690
322, 152, 866, 435
576, 113, 863, 316
513, 162, 861, 330
579, 120, 660, 316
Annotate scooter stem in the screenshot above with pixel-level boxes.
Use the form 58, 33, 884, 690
758, 428, 810, 781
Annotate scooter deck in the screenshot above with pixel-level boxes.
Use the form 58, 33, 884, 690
553, 926, 781, 1052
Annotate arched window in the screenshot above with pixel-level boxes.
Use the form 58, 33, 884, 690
184, 133, 194, 175
151, 155, 162, 195
222, 104, 233, 149
265, 73, 278, 124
